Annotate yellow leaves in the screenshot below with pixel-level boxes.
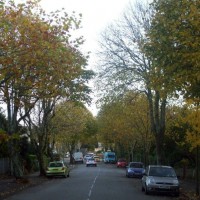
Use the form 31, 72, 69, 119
97, 91, 152, 151
0, 0, 87, 105
0, 130, 10, 143
186, 131, 200, 151
0, 130, 20, 143
183, 100, 200, 150
52, 101, 91, 145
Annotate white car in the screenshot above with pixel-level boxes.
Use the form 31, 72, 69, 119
86, 158, 97, 167
73, 152, 83, 164
84, 154, 93, 161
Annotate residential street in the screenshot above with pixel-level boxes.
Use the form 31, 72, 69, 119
0, 162, 196, 200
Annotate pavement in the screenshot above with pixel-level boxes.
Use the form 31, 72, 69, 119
179, 179, 199, 200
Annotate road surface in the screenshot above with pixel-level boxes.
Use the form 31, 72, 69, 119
6, 162, 175, 200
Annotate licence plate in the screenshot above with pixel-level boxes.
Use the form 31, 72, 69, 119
159, 185, 169, 189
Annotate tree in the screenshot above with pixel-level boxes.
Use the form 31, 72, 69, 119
123, 92, 152, 164
96, 1, 168, 164
145, 0, 200, 193
0, 0, 93, 177
97, 91, 152, 164
183, 100, 200, 196
80, 114, 98, 151
145, 0, 200, 98
24, 98, 57, 176
51, 101, 96, 164
163, 105, 196, 173
0, 111, 7, 131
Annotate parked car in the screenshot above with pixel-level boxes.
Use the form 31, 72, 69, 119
117, 158, 128, 168
64, 152, 69, 158
126, 162, 145, 178
141, 165, 180, 196
46, 161, 70, 178
73, 152, 84, 164
86, 158, 97, 167
93, 155, 100, 162
84, 154, 93, 161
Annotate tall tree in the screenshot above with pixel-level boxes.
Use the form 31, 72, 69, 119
144, 1, 200, 192
183, 101, 200, 195
97, 92, 152, 163
0, 0, 93, 177
145, 0, 200, 98
51, 101, 95, 164
96, 1, 168, 164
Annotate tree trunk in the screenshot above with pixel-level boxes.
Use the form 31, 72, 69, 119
155, 131, 165, 164
147, 88, 166, 165
9, 140, 23, 178
7, 95, 24, 178
196, 145, 199, 196
37, 150, 46, 176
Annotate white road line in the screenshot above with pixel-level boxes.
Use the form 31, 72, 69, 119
87, 168, 100, 200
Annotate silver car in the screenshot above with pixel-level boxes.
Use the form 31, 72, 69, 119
141, 165, 179, 196
86, 158, 97, 167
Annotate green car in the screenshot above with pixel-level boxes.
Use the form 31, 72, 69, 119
46, 161, 70, 178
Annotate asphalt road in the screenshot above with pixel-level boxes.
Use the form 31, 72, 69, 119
5, 162, 176, 200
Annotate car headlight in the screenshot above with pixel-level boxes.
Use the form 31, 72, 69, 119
147, 178, 155, 184
173, 180, 179, 185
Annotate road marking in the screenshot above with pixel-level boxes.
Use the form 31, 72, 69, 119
87, 167, 100, 200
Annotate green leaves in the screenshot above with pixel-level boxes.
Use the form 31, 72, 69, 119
146, 0, 200, 97
0, 0, 93, 127
51, 101, 96, 152
97, 91, 152, 156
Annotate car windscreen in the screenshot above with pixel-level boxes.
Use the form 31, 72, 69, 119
130, 163, 143, 168
49, 163, 63, 167
118, 159, 126, 162
149, 167, 176, 177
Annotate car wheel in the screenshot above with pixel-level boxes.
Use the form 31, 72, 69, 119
144, 185, 149, 195
173, 192, 179, 197
141, 185, 145, 192
67, 172, 70, 177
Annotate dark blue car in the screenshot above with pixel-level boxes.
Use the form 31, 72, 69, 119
126, 162, 145, 178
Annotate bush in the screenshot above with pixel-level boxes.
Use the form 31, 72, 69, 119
26, 155, 39, 173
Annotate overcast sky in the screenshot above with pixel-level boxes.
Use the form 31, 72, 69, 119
39, 0, 133, 116
39, 0, 130, 51
14, 0, 132, 115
